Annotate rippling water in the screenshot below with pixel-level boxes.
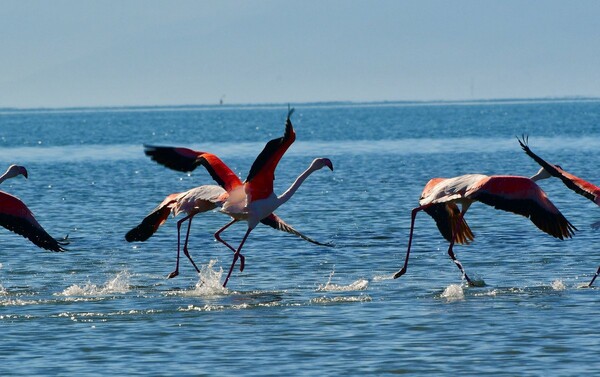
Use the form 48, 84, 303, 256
0, 100, 599, 375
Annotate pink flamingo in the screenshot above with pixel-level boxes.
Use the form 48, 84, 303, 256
143, 109, 333, 286
393, 172, 576, 285
126, 185, 227, 278
0, 165, 65, 252
142, 148, 330, 251
518, 136, 600, 286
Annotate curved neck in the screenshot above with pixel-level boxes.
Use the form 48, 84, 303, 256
0, 170, 13, 185
530, 167, 551, 182
275, 163, 320, 208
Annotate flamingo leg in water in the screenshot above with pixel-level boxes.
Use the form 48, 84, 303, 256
588, 265, 600, 287
182, 216, 201, 274
447, 212, 473, 285
168, 215, 192, 279
222, 228, 252, 288
394, 205, 428, 279
214, 219, 245, 272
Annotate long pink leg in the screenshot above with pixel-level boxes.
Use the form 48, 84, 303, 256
394, 206, 426, 279
222, 228, 252, 288
168, 215, 193, 279
182, 216, 201, 274
447, 211, 473, 285
214, 219, 245, 272
588, 266, 600, 287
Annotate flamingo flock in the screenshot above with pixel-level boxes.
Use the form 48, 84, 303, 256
1, 109, 597, 289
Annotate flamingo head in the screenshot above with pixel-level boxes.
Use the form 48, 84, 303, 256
312, 158, 334, 172
5, 165, 28, 179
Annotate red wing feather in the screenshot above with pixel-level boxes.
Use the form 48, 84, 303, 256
144, 145, 242, 191
245, 110, 296, 201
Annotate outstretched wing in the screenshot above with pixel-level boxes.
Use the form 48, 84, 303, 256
244, 109, 296, 201
260, 213, 334, 247
0, 192, 66, 252
144, 145, 203, 172
144, 145, 242, 192
469, 176, 577, 240
125, 193, 180, 242
518, 136, 600, 205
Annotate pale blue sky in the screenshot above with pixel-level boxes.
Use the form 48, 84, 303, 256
1, 0, 599, 108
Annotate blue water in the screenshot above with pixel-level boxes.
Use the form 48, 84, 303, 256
0, 99, 599, 375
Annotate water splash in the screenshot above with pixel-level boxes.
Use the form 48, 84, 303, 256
176, 260, 228, 297
0, 284, 6, 296
58, 270, 131, 296
310, 295, 372, 304
316, 270, 369, 292
440, 284, 465, 301
551, 280, 566, 291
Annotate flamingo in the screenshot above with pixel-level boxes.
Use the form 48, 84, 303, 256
518, 136, 600, 286
0, 165, 66, 252
393, 172, 576, 285
146, 109, 333, 287
144, 150, 332, 251
126, 185, 227, 278
145, 109, 333, 287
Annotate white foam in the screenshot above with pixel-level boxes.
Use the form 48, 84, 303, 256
58, 270, 131, 296
310, 295, 372, 304
0, 284, 6, 296
440, 284, 465, 301
175, 260, 229, 297
316, 270, 369, 292
551, 279, 566, 291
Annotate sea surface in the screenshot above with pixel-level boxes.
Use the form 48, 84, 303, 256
0, 99, 599, 375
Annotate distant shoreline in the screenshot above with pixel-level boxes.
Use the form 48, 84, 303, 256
2, 96, 599, 114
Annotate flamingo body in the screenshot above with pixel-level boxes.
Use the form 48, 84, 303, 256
394, 173, 576, 284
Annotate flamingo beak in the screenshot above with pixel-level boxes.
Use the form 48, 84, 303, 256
324, 159, 333, 171
19, 166, 28, 179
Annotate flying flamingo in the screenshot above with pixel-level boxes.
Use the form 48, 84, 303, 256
126, 185, 227, 278
518, 136, 600, 286
145, 109, 333, 287
0, 165, 66, 252
393, 172, 577, 285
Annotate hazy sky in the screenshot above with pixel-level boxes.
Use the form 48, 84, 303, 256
1, 0, 599, 108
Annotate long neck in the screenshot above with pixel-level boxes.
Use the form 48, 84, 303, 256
275, 164, 321, 208
0, 170, 13, 185
530, 167, 551, 182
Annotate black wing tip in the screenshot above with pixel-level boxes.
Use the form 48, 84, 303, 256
516, 134, 530, 151
125, 226, 152, 242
